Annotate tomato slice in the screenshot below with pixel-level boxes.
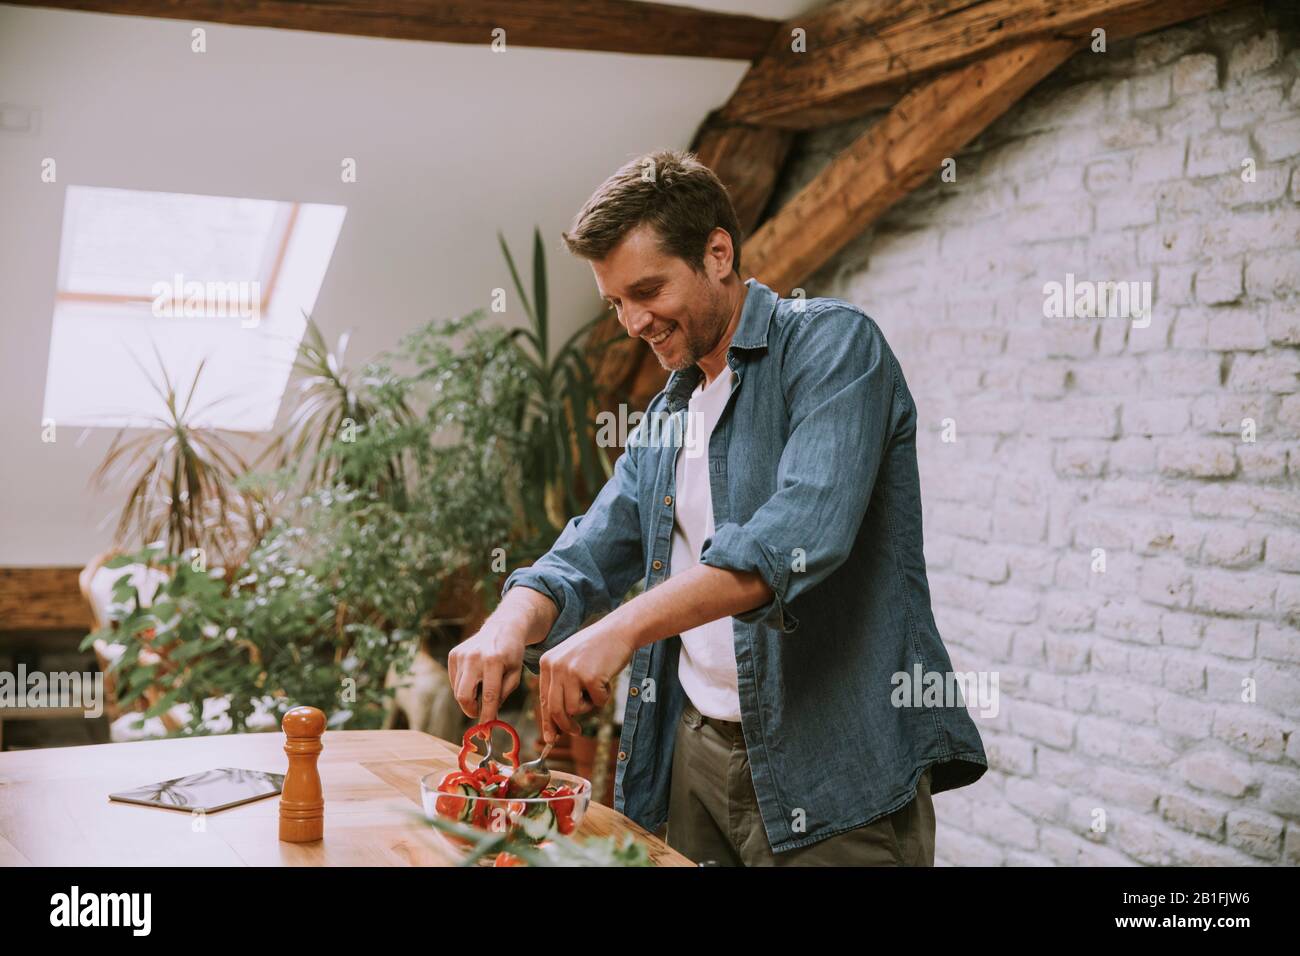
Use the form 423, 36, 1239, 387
435, 791, 467, 819
549, 785, 575, 820
434, 771, 481, 822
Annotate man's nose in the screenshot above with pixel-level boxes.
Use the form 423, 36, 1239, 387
625, 306, 652, 338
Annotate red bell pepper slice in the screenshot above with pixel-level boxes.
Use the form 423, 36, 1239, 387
474, 767, 511, 795
458, 719, 523, 774
438, 770, 479, 790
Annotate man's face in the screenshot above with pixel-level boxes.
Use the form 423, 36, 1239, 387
591, 223, 732, 372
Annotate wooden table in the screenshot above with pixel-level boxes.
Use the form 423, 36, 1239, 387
0, 729, 692, 866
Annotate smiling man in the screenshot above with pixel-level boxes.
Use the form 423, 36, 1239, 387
449, 149, 987, 866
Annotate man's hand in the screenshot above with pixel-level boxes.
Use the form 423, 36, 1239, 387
448, 586, 556, 723
535, 564, 771, 743
461, 565, 768, 740
538, 619, 637, 744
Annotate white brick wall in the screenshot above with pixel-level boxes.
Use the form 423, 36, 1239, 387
771, 2, 1300, 866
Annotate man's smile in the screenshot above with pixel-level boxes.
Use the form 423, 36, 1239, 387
646, 325, 675, 347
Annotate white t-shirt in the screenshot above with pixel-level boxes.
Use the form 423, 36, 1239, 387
670, 367, 743, 722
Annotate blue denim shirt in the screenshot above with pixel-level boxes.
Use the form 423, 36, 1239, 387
502, 277, 988, 853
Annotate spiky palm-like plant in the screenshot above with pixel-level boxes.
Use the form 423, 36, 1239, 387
92, 349, 260, 571
268, 317, 416, 504
498, 227, 615, 553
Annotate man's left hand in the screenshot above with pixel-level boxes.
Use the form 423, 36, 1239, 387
537, 620, 636, 744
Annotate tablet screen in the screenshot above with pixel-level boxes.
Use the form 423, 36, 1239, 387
109, 767, 285, 813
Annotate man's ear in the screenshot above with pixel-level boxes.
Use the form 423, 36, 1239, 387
706, 226, 734, 279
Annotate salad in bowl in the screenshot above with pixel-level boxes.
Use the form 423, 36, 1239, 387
421, 718, 592, 865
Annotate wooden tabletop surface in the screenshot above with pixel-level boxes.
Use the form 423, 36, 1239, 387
0, 729, 692, 866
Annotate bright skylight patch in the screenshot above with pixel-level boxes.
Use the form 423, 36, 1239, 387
43, 186, 347, 432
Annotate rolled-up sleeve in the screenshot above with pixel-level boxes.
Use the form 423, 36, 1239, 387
503, 418, 647, 674
698, 306, 900, 633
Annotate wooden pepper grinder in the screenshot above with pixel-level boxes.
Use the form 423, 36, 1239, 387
279, 705, 325, 843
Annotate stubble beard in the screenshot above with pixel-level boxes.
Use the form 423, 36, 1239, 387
654, 282, 729, 373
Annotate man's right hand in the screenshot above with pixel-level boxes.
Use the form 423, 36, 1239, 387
447, 586, 557, 724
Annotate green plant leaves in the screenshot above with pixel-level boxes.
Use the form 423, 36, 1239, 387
90, 225, 614, 739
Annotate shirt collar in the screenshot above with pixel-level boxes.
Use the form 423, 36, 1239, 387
663, 277, 779, 411
729, 276, 779, 351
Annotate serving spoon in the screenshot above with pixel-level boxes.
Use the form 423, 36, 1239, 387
506, 741, 555, 798
505, 687, 600, 795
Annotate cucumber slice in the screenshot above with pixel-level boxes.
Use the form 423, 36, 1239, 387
456, 783, 479, 823
517, 805, 557, 843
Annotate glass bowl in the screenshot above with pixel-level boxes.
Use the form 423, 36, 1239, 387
420, 767, 592, 864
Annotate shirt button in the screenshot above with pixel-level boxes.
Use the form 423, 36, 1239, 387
618, 750, 628, 761
629, 686, 639, 697
664, 495, 673, 506
652, 559, 663, 571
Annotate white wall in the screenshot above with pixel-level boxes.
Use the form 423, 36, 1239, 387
0, 1, 816, 565
776, 2, 1300, 865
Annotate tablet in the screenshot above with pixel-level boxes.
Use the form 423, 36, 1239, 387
109, 767, 285, 813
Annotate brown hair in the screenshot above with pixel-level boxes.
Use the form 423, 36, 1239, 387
561, 148, 742, 275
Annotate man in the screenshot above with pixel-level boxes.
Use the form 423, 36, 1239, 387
449, 149, 987, 866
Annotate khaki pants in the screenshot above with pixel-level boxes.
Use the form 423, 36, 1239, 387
666, 696, 935, 866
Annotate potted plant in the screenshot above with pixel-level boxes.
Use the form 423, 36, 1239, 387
90, 350, 267, 576
89, 226, 625, 744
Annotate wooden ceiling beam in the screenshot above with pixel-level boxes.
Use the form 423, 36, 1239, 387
722, 0, 1246, 129
691, 116, 795, 237
8, 0, 782, 60
744, 37, 1081, 295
